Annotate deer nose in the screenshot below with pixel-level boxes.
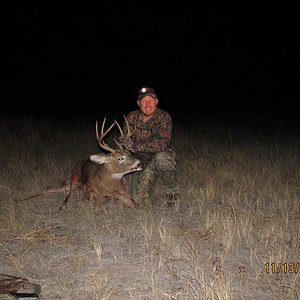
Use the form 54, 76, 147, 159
132, 159, 142, 171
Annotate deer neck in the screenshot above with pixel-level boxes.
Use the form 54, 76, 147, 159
100, 167, 123, 187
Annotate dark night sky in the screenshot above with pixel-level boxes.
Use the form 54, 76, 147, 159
1, 1, 299, 118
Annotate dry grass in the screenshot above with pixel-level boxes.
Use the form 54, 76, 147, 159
0, 115, 299, 299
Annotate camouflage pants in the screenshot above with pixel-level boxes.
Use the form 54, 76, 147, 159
124, 148, 178, 203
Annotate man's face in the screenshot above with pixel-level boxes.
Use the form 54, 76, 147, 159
137, 96, 158, 116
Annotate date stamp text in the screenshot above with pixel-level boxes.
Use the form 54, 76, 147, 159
265, 262, 299, 274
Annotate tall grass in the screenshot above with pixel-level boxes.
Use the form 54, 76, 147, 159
0, 115, 299, 299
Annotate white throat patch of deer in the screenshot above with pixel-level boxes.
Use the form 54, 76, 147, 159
17, 117, 142, 209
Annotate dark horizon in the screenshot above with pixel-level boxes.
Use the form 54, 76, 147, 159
2, 1, 298, 120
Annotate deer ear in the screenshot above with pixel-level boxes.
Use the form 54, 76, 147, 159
89, 154, 107, 165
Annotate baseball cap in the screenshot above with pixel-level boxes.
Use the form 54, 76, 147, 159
138, 87, 157, 101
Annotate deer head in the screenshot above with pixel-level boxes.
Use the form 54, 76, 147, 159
90, 117, 142, 177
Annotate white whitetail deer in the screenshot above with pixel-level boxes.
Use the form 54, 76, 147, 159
17, 117, 142, 209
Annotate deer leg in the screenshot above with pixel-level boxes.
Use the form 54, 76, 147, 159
81, 184, 107, 205
112, 182, 138, 208
59, 179, 80, 210
83, 184, 97, 204
114, 185, 139, 208
59, 185, 73, 210
116, 193, 139, 208
16, 186, 69, 201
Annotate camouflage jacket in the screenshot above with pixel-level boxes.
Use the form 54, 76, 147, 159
125, 108, 172, 154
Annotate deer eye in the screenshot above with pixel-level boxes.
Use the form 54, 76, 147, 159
117, 156, 124, 161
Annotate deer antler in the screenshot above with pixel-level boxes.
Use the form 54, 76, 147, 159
113, 115, 136, 150
115, 115, 135, 137
96, 118, 116, 153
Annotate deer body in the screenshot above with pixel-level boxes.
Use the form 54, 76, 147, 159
18, 117, 142, 210
62, 149, 141, 209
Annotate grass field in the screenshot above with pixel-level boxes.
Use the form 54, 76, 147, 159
0, 114, 299, 299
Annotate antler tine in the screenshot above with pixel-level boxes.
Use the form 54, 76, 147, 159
113, 137, 123, 150
123, 115, 135, 137
95, 118, 116, 153
101, 117, 115, 138
114, 119, 124, 136
113, 119, 125, 149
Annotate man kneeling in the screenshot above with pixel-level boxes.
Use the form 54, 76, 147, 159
122, 87, 179, 207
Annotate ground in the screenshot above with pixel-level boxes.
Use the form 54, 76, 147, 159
0, 115, 299, 299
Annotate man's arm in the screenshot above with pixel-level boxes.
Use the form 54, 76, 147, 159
134, 112, 172, 153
